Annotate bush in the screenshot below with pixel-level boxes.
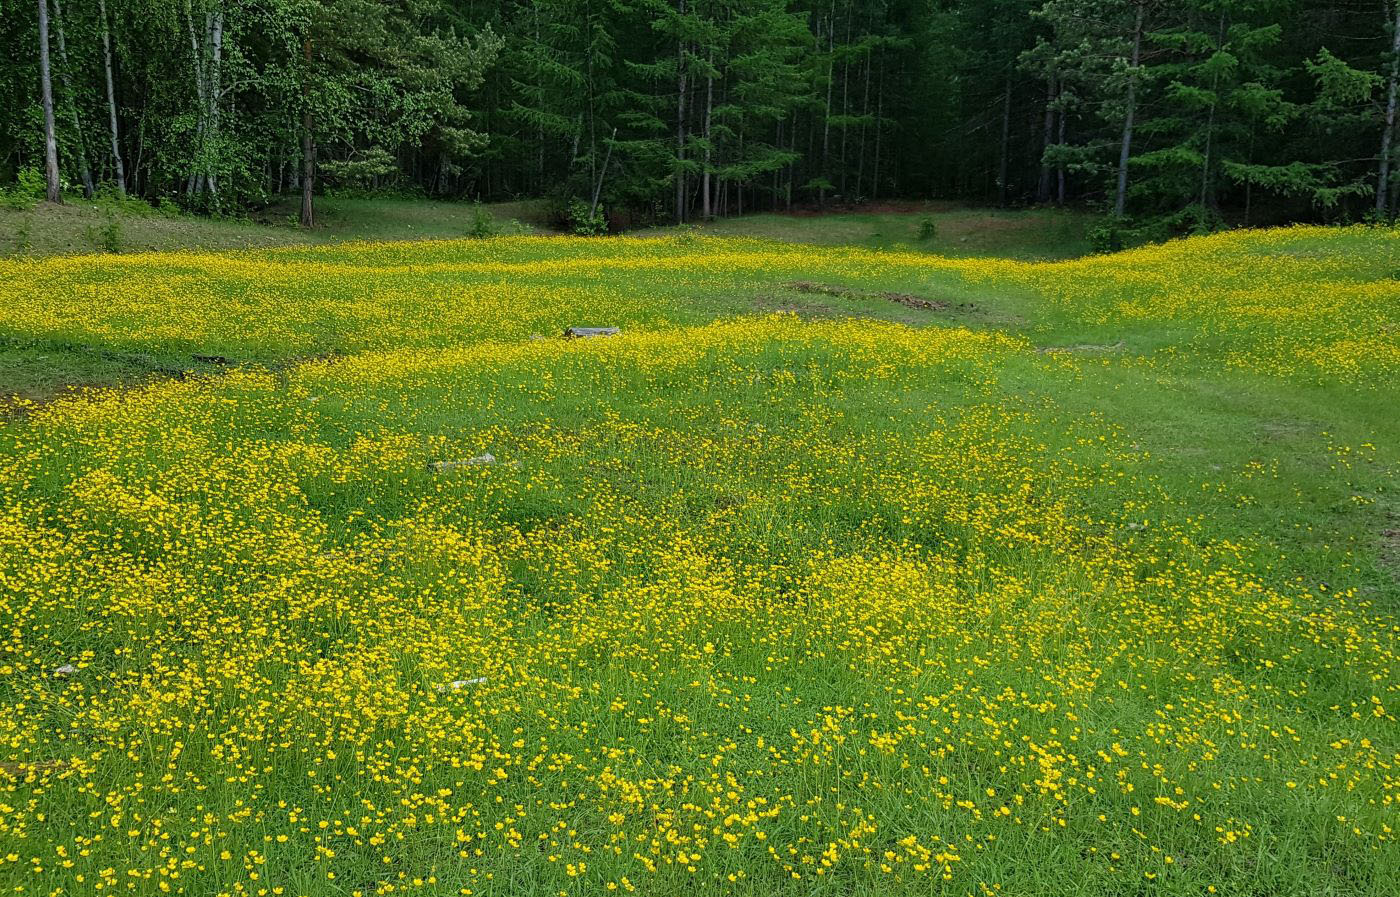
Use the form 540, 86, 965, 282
1088, 219, 1127, 254
90, 213, 123, 253
466, 203, 498, 238
917, 216, 937, 241
568, 199, 607, 236
11, 215, 32, 252
93, 187, 156, 217
0, 168, 46, 209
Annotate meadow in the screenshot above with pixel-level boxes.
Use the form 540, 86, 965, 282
0, 224, 1396, 897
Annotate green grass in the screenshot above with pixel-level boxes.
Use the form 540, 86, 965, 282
0, 223, 1395, 896
2, 196, 1090, 261
0, 196, 550, 258
639, 202, 1094, 259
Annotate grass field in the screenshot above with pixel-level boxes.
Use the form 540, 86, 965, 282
1, 197, 1091, 262
640, 203, 1094, 259
0, 224, 1396, 896
0, 197, 551, 259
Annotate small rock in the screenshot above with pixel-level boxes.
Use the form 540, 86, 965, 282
436, 677, 488, 693
53, 664, 77, 677
429, 454, 496, 472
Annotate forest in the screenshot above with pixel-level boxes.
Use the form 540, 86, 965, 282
4, 0, 1400, 238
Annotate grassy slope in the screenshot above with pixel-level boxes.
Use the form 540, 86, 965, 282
638, 202, 1094, 259
0, 196, 551, 259
0, 224, 1395, 896
0, 201, 1085, 403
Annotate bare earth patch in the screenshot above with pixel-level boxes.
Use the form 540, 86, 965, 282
786, 280, 957, 311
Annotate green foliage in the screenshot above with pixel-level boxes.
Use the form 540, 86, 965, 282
568, 199, 608, 236
1306, 48, 1380, 108
917, 216, 937, 241
0, 226, 1397, 894
91, 213, 123, 253
466, 203, 498, 238
1088, 217, 1127, 253
4, 0, 1400, 228
0, 169, 46, 209
10, 214, 32, 253
319, 149, 399, 190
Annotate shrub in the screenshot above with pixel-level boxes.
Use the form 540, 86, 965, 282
12, 214, 32, 252
568, 199, 607, 236
92, 214, 123, 253
1088, 219, 1127, 254
467, 203, 498, 238
93, 187, 155, 216
917, 216, 937, 241
0, 168, 46, 209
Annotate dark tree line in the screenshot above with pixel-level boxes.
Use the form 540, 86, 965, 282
4, 0, 1400, 232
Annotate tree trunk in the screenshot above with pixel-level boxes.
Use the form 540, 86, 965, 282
37, 0, 62, 203
207, 9, 224, 197
50, 0, 94, 198
1114, 2, 1145, 218
300, 39, 314, 228
1038, 75, 1056, 203
1378, 0, 1400, 215
997, 75, 1012, 206
838, 13, 850, 196
702, 62, 713, 220
99, 0, 126, 195
184, 1, 208, 196
1199, 13, 1227, 210
675, 0, 687, 223
301, 110, 314, 227
1056, 102, 1067, 204
856, 50, 871, 199
589, 128, 617, 220
820, 7, 834, 207
872, 51, 883, 201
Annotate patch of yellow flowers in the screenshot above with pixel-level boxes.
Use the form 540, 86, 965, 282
0, 230, 1395, 896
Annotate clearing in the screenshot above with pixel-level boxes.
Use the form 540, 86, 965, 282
0, 221, 1395, 897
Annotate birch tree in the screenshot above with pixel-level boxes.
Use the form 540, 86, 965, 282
36, 0, 62, 202
1378, 0, 1400, 214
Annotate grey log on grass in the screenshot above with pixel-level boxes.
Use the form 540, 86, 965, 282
564, 327, 620, 339
428, 453, 496, 472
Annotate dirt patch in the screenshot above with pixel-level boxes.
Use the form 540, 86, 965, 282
753, 297, 847, 319
786, 281, 960, 312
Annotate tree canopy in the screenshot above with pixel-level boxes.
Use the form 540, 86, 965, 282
6, 0, 1400, 233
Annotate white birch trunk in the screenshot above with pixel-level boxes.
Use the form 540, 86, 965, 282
37, 0, 63, 203
1378, 0, 1400, 214
99, 0, 126, 194
1115, 2, 1145, 218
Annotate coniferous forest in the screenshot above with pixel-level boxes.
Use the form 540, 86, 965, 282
4, 0, 1400, 236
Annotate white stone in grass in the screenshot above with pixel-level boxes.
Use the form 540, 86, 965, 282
53, 664, 77, 677
437, 677, 488, 693
429, 454, 495, 472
